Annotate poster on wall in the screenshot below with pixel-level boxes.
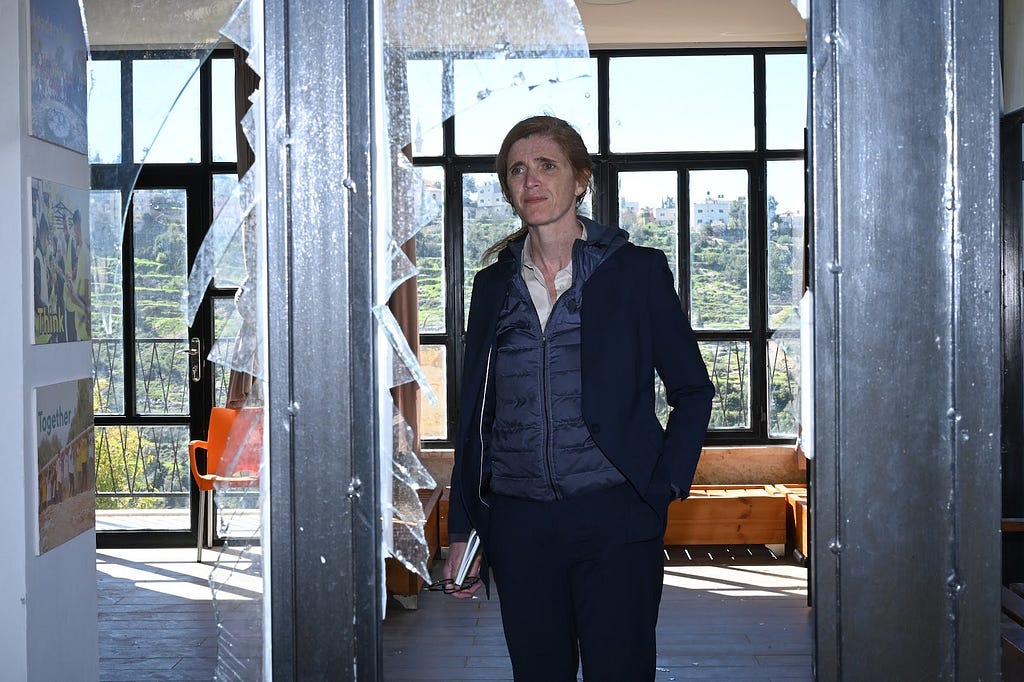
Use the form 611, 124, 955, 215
35, 378, 95, 555
32, 177, 91, 344
29, 0, 88, 154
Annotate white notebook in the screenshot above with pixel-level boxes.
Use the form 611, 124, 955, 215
455, 528, 481, 586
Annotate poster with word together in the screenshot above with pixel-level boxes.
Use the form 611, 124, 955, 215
36, 378, 95, 555
29, 0, 88, 153
32, 177, 91, 344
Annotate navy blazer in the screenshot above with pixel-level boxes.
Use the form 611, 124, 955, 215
449, 217, 715, 553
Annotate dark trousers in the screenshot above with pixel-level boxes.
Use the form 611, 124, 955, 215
487, 484, 665, 682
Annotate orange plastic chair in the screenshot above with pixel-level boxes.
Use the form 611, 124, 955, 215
188, 407, 261, 562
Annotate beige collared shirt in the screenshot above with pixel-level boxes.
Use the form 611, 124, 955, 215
521, 225, 587, 331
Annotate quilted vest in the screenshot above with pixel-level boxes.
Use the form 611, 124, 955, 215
486, 238, 626, 501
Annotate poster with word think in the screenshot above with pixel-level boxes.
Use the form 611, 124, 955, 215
32, 177, 91, 344
35, 377, 95, 555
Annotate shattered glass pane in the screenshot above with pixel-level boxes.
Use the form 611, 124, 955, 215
210, 403, 263, 680
453, 56, 598, 154
378, 0, 591, 593
374, 303, 440, 406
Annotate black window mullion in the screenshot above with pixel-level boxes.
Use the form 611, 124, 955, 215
122, 56, 134, 168
189, 170, 213, 420
754, 49, 767, 154
678, 166, 692, 316
199, 57, 213, 166
748, 159, 769, 441
122, 187, 139, 419
446, 165, 464, 447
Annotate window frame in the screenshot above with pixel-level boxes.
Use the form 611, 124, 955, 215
415, 46, 806, 447
89, 47, 240, 545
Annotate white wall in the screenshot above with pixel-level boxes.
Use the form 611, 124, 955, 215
0, 1, 30, 675
1, 0, 98, 679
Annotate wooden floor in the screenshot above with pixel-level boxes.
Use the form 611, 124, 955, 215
98, 546, 263, 681
98, 545, 812, 681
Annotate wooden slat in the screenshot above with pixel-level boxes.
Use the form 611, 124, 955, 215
690, 484, 779, 496
1003, 518, 1024, 533
439, 487, 450, 547
665, 492, 787, 545
786, 494, 809, 558
773, 483, 807, 498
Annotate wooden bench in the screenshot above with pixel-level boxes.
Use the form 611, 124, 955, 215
437, 484, 806, 552
664, 485, 794, 547
385, 486, 442, 608
775, 483, 809, 561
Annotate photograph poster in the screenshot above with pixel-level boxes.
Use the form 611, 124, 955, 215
32, 177, 91, 344
36, 378, 95, 555
29, 0, 88, 154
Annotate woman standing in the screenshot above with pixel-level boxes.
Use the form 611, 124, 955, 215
444, 115, 714, 681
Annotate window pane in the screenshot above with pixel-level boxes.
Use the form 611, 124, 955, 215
87, 60, 121, 164
408, 58, 443, 157
462, 172, 520, 326
133, 189, 189, 415
768, 335, 800, 437
609, 55, 753, 152
132, 59, 201, 163
455, 57, 597, 155
212, 58, 237, 163
417, 166, 446, 333
618, 171, 679, 286
655, 377, 668, 428
766, 53, 807, 150
91, 190, 124, 415
94, 424, 191, 530
767, 160, 804, 329
418, 345, 448, 440
701, 340, 750, 429
689, 169, 749, 329
213, 296, 244, 407
212, 173, 245, 288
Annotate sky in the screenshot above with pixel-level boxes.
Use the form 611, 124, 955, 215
87, 53, 235, 166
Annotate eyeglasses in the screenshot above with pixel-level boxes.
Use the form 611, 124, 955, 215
426, 576, 481, 594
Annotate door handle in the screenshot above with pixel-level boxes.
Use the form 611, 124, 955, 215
178, 337, 202, 383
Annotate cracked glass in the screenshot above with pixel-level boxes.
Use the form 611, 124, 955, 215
85, 0, 589, 675
378, 0, 590, 601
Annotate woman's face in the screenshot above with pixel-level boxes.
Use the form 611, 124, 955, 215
504, 133, 587, 231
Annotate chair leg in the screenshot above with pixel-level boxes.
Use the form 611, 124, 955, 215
207, 491, 215, 553
197, 489, 206, 563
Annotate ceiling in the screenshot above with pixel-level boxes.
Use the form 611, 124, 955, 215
575, 0, 807, 48
82, 0, 806, 50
